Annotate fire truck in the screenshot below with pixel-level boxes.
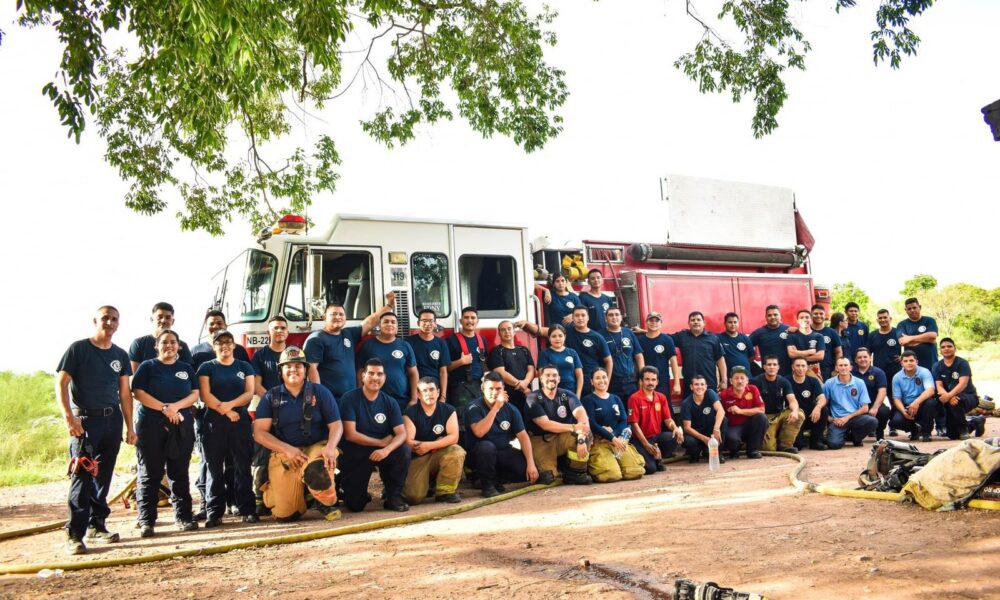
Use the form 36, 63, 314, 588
205, 175, 828, 364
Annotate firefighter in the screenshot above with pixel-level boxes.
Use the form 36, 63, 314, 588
933, 338, 980, 440
356, 311, 419, 411
338, 358, 412, 512
56, 306, 136, 555
583, 368, 645, 482
680, 375, 727, 463
466, 372, 539, 497
719, 366, 768, 459
810, 304, 843, 379
844, 302, 869, 355
523, 364, 593, 485
487, 320, 535, 413
637, 312, 681, 411
543, 273, 582, 327
191, 310, 250, 362
852, 347, 891, 441
406, 308, 451, 394
753, 356, 801, 453
402, 377, 466, 504
131, 330, 199, 538
250, 315, 289, 516
253, 346, 343, 522
823, 357, 878, 448
601, 308, 644, 399
196, 330, 257, 526
890, 351, 938, 442
627, 366, 683, 474
750, 305, 792, 376
578, 269, 614, 332
672, 311, 727, 395
517, 323, 583, 398
788, 357, 829, 451
304, 292, 395, 400
129, 301, 194, 372
447, 306, 489, 410
718, 312, 755, 374
786, 309, 826, 381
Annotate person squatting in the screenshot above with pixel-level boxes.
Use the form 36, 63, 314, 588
56, 295, 984, 554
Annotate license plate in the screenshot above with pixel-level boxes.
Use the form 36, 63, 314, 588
244, 333, 270, 347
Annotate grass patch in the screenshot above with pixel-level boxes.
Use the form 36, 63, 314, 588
966, 341, 1000, 382
0, 371, 135, 487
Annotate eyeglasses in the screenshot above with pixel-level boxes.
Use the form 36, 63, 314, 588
418, 319, 436, 324
214, 340, 235, 347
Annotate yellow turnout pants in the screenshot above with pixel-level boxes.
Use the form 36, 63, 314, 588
763, 409, 804, 451
402, 444, 466, 504
262, 442, 335, 519
588, 438, 645, 483
530, 432, 588, 474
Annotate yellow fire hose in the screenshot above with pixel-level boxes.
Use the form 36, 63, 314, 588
1, 453, 996, 575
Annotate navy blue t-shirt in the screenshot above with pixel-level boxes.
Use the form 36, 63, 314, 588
256, 383, 341, 447
196, 359, 255, 402
750, 324, 791, 374
303, 327, 363, 398
339, 388, 404, 439
868, 328, 902, 373
578, 292, 613, 332
537, 347, 582, 392
680, 391, 721, 434
787, 330, 826, 366
404, 402, 456, 442
845, 321, 869, 356
718, 332, 755, 373
751, 374, 794, 414
523, 389, 582, 436
446, 333, 487, 384
356, 338, 416, 403
132, 359, 196, 417
129, 334, 194, 365
638, 334, 677, 395
466, 398, 525, 448
251, 346, 283, 392
814, 327, 842, 372
601, 328, 642, 381
582, 393, 629, 440
853, 366, 888, 403
932, 357, 977, 396
192, 344, 250, 371
565, 328, 611, 380
57, 339, 132, 409
406, 335, 451, 380
896, 317, 939, 368
671, 330, 724, 388
789, 376, 824, 410
546, 291, 582, 326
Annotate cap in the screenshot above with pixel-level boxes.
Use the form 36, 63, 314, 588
645, 312, 662, 321
212, 330, 235, 343
278, 346, 307, 366
730, 365, 749, 376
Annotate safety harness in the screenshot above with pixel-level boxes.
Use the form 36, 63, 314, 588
269, 382, 318, 440
455, 332, 487, 382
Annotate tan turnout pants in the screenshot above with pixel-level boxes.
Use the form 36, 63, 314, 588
763, 409, 804, 451
588, 439, 645, 483
530, 432, 589, 474
262, 442, 335, 519
402, 444, 466, 504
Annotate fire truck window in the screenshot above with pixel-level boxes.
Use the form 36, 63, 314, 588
284, 250, 374, 321
221, 249, 276, 324
458, 255, 518, 318
411, 253, 450, 318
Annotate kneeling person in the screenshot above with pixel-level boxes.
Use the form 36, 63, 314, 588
719, 366, 768, 459
582, 369, 645, 482
524, 365, 593, 485
753, 356, 802, 453
823, 357, 877, 448
681, 376, 727, 463
627, 366, 684, 474
339, 359, 412, 512
466, 373, 539, 497
402, 377, 466, 504
253, 347, 342, 522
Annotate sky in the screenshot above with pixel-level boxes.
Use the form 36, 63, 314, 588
1, 0, 998, 374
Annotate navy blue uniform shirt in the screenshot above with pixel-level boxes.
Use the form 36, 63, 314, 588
601, 328, 642, 381
304, 327, 363, 398
356, 338, 416, 403
671, 330, 724, 389
57, 339, 132, 409
789, 376, 824, 410
523, 389, 582, 436
751, 374, 794, 414
566, 328, 611, 380
932, 357, 977, 396
814, 326, 841, 372
251, 346, 283, 392
852, 366, 888, 403
446, 333, 487, 383
132, 359, 196, 417
406, 335, 451, 380
680, 391, 721, 433
196, 359, 255, 402
718, 332, 755, 373
868, 328, 902, 373
582, 393, 629, 440
339, 388, 404, 439
546, 291, 582, 326
537, 347, 582, 392
896, 317, 939, 368
466, 398, 525, 448
257, 383, 340, 447
130, 334, 194, 366
750, 324, 791, 374
638, 334, 677, 395
787, 330, 826, 366
404, 402, 456, 443
578, 293, 613, 332
845, 321, 869, 356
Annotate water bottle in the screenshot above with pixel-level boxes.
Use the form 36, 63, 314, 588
708, 436, 720, 472
614, 429, 632, 459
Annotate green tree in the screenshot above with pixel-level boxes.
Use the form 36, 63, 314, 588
831, 281, 874, 322
900, 274, 938, 298
12, 0, 939, 234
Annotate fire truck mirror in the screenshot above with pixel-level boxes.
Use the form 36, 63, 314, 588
306, 253, 324, 303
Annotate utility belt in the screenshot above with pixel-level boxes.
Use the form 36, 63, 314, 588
73, 406, 119, 417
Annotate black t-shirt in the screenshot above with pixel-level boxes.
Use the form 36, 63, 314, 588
339, 388, 404, 439
487, 345, 534, 387
751, 374, 794, 414
789, 376, 824, 410
932, 357, 977, 396
523, 389, 582, 436
466, 398, 525, 448
787, 331, 826, 365
251, 346, 283, 392
56, 339, 132, 409
680, 391, 721, 434
670, 330, 724, 388
404, 402, 456, 442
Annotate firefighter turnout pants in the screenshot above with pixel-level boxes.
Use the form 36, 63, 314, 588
530, 432, 588, 476
587, 438, 644, 483
402, 444, 466, 504
262, 441, 336, 519
763, 409, 804, 451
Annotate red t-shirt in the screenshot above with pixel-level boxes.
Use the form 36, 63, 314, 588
627, 390, 673, 439
718, 384, 764, 427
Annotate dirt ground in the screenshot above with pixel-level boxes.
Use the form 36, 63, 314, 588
2, 423, 999, 600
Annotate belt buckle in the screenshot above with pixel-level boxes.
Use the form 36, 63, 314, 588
103, 407, 114, 416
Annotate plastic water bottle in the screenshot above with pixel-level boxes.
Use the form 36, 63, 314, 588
614, 429, 632, 459
708, 436, 720, 472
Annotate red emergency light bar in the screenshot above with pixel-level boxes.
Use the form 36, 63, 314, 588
275, 214, 307, 234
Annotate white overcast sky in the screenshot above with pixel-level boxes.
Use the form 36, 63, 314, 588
1, 0, 997, 374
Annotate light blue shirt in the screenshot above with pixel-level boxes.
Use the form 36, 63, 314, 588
823, 376, 871, 418
892, 366, 935, 407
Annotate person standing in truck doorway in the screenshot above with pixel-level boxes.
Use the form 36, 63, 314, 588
578, 269, 614, 332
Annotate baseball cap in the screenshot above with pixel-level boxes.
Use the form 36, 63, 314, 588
646, 312, 662, 321
212, 330, 235, 343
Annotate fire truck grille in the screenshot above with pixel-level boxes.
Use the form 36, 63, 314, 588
395, 290, 411, 333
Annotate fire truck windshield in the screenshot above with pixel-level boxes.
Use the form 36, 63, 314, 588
210, 249, 277, 324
